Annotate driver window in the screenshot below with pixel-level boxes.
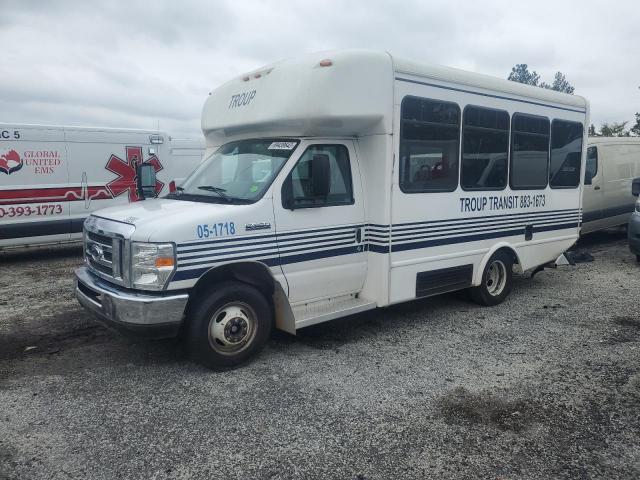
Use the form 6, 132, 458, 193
287, 144, 354, 208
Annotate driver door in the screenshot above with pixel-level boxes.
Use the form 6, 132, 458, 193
272, 140, 366, 304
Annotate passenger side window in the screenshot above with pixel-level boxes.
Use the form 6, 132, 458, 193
585, 146, 598, 184
550, 120, 583, 188
400, 96, 460, 193
461, 106, 509, 190
284, 144, 353, 208
510, 113, 550, 190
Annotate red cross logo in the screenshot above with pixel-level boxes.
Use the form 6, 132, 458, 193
105, 146, 164, 202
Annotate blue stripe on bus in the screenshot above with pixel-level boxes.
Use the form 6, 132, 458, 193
391, 216, 580, 240
178, 224, 362, 252
391, 212, 580, 233
176, 210, 580, 252
179, 239, 356, 267
391, 222, 579, 252
176, 211, 579, 264
172, 245, 361, 281
171, 220, 579, 282
391, 208, 580, 228
178, 233, 356, 260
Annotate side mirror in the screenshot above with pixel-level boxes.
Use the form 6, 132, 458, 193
136, 163, 157, 200
281, 176, 294, 210
584, 170, 593, 185
632, 177, 640, 197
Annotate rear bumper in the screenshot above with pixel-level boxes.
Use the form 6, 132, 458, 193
629, 213, 640, 255
75, 266, 188, 338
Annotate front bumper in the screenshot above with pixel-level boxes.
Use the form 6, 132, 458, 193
75, 266, 188, 338
629, 212, 640, 256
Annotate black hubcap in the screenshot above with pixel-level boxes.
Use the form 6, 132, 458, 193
224, 317, 248, 343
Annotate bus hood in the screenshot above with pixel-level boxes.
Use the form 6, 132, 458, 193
91, 197, 272, 243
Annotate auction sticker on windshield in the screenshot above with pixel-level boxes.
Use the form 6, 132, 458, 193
268, 142, 297, 150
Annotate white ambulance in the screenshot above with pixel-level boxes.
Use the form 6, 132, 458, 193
0, 124, 204, 248
74, 50, 588, 368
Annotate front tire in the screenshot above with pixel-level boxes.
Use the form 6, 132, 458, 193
470, 250, 514, 306
186, 281, 273, 369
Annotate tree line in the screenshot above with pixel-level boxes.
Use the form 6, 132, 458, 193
507, 64, 640, 137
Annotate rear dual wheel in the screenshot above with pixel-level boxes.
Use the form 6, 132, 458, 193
186, 281, 273, 370
470, 250, 514, 306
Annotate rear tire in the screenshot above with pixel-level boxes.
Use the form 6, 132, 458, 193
186, 281, 273, 369
470, 250, 514, 306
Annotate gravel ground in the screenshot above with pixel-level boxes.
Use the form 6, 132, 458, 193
1, 231, 639, 480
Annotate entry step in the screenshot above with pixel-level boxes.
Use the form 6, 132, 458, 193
292, 295, 376, 328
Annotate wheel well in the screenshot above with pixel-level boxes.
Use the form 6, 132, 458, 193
185, 262, 276, 315
495, 246, 519, 265
474, 245, 521, 286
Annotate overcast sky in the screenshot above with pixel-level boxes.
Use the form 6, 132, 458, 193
1, 0, 638, 138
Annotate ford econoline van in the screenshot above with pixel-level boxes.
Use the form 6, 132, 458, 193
74, 50, 588, 368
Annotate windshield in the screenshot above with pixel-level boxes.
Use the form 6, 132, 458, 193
169, 138, 299, 203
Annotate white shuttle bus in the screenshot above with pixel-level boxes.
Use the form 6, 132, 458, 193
0, 124, 204, 249
74, 51, 588, 368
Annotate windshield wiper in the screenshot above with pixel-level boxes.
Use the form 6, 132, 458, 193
197, 185, 233, 202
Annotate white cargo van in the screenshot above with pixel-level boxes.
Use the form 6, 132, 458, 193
74, 50, 588, 368
581, 137, 640, 234
0, 124, 204, 248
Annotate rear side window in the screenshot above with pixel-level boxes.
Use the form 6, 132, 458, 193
288, 144, 353, 208
461, 106, 509, 190
400, 96, 460, 193
585, 146, 598, 183
549, 120, 583, 188
510, 113, 550, 190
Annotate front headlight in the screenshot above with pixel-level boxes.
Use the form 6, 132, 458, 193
131, 242, 176, 290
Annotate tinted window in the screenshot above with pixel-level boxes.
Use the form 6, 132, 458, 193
400, 96, 460, 193
510, 114, 550, 189
288, 144, 353, 208
461, 106, 509, 190
550, 120, 583, 188
585, 146, 598, 183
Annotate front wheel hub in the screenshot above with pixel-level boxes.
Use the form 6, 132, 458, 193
208, 303, 256, 354
224, 317, 249, 343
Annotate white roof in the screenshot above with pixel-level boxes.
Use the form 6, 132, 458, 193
392, 56, 587, 110
201, 50, 588, 144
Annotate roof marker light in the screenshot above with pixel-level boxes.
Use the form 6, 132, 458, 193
243, 76, 250, 82
319, 59, 333, 67
254, 73, 262, 79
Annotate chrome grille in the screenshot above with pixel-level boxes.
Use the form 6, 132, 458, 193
83, 216, 135, 287
85, 232, 117, 277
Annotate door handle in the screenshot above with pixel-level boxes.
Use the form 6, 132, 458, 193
594, 186, 601, 190
355, 227, 362, 243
